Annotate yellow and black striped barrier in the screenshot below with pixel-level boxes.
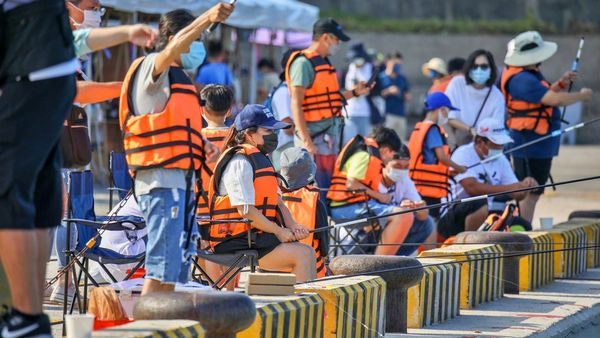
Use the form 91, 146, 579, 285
544, 226, 587, 278
419, 244, 503, 309
92, 320, 205, 337
555, 219, 600, 268
407, 258, 461, 328
520, 231, 554, 291
296, 275, 386, 338
238, 293, 324, 338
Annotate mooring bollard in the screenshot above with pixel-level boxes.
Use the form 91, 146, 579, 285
134, 291, 256, 338
454, 231, 533, 294
329, 255, 423, 334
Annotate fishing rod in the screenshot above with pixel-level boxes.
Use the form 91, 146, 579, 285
302, 243, 600, 285
561, 37, 585, 122
309, 174, 600, 234
467, 115, 600, 169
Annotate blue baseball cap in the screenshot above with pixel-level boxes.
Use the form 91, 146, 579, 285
234, 104, 291, 131
425, 91, 459, 111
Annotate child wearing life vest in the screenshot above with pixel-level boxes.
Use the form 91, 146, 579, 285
207, 104, 316, 282
407, 92, 467, 219
279, 147, 329, 278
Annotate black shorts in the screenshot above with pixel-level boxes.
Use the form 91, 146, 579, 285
213, 232, 281, 259
422, 197, 441, 219
0, 75, 75, 229
437, 199, 487, 238
513, 157, 553, 195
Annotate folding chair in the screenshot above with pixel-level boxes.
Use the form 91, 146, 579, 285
108, 151, 132, 210
63, 170, 145, 315
190, 219, 258, 290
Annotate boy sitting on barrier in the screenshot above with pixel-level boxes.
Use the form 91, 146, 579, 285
438, 118, 537, 239
327, 127, 414, 255
378, 144, 435, 256
279, 147, 329, 278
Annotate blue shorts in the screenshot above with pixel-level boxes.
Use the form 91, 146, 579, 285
330, 200, 396, 225
138, 187, 196, 284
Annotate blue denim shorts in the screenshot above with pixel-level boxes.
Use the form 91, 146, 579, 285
138, 188, 196, 284
330, 200, 396, 226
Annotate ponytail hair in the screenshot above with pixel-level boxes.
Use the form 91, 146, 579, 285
222, 125, 258, 153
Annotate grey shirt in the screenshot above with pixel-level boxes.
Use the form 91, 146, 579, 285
130, 53, 188, 196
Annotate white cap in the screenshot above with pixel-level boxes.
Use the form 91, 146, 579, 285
476, 118, 513, 145
504, 31, 557, 67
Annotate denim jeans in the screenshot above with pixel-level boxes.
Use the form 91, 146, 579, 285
54, 221, 77, 268
138, 187, 196, 284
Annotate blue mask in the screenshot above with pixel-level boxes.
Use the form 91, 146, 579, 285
181, 41, 206, 71
393, 64, 402, 74
469, 67, 491, 85
428, 69, 439, 78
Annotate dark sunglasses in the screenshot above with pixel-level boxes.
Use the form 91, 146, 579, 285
472, 64, 490, 71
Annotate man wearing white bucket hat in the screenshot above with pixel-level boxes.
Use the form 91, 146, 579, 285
500, 31, 593, 223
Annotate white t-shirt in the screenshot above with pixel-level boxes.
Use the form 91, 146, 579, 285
445, 75, 506, 127
378, 175, 421, 206
447, 142, 518, 203
218, 154, 257, 207
271, 83, 294, 146
344, 62, 372, 118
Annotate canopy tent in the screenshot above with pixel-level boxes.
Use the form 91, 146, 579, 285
101, 0, 319, 32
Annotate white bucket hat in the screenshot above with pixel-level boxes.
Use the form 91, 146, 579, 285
504, 31, 557, 67
421, 57, 448, 76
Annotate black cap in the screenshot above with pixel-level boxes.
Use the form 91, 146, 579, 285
313, 18, 350, 42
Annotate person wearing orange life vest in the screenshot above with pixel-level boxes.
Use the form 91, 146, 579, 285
207, 105, 316, 282
501, 31, 593, 223
327, 127, 414, 256
279, 147, 329, 278
422, 57, 453, 94
286, 18, 371, 193
118, 4, 233, 295
407, 92, 467, 219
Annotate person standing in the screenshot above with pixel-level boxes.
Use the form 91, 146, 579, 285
445, 50, 506, 149
501, 31, 592, 222
423, 57, 452, 94
343, 43, 374, 145
195, 40, 234, 91
380, 52, 411, 140
119, 4, 232, 295
0, 1, 77, 336
285, 18, 371, 191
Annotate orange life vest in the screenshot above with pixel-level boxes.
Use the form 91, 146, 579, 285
407, 122, 451, 199
119, 57, 205, 172
206, 144, 280, 248
282, 186, 327, 278
327, 136, 383, 205
197, 128, 228, 219
285, 49, 344, 122
500, 66, 553, 135
428, 74, 455, 94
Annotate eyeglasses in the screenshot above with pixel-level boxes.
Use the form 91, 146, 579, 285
472, 64, 490, 71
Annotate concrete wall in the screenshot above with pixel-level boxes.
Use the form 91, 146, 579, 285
328, 32, 600, 144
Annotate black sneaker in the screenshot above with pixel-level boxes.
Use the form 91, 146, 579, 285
0, 310, 51, 338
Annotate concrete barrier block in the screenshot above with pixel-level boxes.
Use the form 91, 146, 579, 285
520, 231, 554, 291
543, 226, 588, 278
93, 319, 204, 337
407, 258, 461, 328
556, 220, 600, 268
296, 275, 386, 338
419, 244, 503, 309
238, 293, 324, 338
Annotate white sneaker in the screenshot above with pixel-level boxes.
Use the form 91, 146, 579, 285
49, 284, 76, 304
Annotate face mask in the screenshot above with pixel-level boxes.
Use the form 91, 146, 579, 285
354, 58, 365, 67
428, 69, 439, 78
469, 67, 491, 85
486, 147, 504, 160
181, 41, 206, 71
70, 3, 104, 29
328, 38, 341, 56
258, 132, 279, 154
393, 64, 402, 74
386, 168, 408, 183
437, 112, 448, 126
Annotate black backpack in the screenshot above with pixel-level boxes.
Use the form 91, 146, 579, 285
60, 105, 92, 168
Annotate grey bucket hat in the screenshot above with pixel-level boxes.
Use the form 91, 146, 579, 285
279, 147, 317, 191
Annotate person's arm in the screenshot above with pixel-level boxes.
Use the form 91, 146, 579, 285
434, 147, 466, 173
346, 177, 392, 204
380, 85, 400, 97
74, 81, 122, 104
236, 205, 295, 242
342, 81, 371, 100
281, 117, 294, 136
459, 177, 530, 200
277, 197, 309, 240
540, 88, 592, 107
290, 85, 316, 154
447, 118, 474, 133
86, 24, 157, 52
153, 3, 233, 78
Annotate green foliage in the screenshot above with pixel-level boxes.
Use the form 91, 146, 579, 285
322, 9, 557, 35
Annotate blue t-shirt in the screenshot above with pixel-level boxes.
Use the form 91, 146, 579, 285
195, 62, 234, 86
423, 126, 445, 164
379, 72, 410, 117
506, 70, 561, 159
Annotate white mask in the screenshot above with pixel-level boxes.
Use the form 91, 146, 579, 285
486, 148, 504, 160
70, 4, 104, 29
438, 113, 448, 126
386, 168, 408, 183
329, 42, 341, 56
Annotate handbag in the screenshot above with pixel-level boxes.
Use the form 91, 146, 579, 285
61, 105, 92, 168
